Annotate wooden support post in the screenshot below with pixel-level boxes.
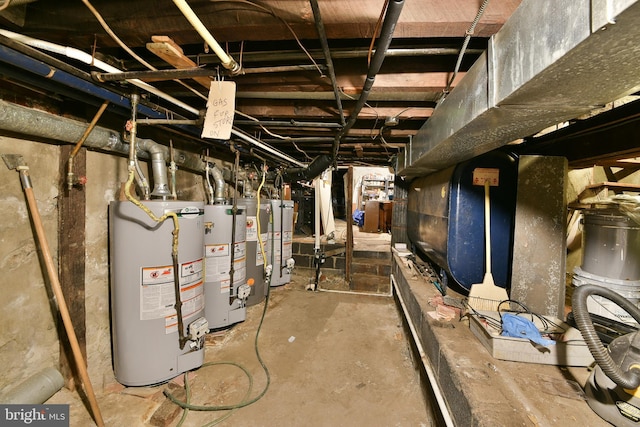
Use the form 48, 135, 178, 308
58, 145, 87, 388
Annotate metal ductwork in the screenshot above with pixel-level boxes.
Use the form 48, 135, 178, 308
397, 0, 640, 177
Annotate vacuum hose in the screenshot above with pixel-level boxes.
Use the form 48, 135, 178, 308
572, 284, 640, 390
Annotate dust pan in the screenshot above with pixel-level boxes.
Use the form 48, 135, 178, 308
468, 173, 509, 312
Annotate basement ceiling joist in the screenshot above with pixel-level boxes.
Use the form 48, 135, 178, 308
0, 0, 526, 167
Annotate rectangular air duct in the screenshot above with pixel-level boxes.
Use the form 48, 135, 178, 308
398, 0, 640, 177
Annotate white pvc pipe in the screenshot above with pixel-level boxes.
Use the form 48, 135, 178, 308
0, 29, 304, 167
0, 29, 200, 116
391, 274, 456, 427
172, 0, 240, 73
318, 287, 391, 298
231, 128, 305, 167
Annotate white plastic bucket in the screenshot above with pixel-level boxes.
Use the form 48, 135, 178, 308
572, 266, 640, 326
581, 209, 640, 280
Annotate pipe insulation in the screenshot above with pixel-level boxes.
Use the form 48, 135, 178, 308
0, 367, 64, 404
283, 154, 332, 182
0, 99, 206, 173
0, 42, 201, 134
0, 34, 305, 167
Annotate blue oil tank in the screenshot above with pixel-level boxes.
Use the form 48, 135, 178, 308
407, 151, 518, 293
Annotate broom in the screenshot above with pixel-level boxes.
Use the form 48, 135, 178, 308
468, 172, 509, 312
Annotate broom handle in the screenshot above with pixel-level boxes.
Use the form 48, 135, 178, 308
21, 171, 105, 427
484, 180, 491, 275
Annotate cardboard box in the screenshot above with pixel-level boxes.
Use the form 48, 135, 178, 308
469, 311, 595, 367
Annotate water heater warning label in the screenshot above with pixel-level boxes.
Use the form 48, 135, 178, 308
246, 216, 258, 241
140, 259, 204, 334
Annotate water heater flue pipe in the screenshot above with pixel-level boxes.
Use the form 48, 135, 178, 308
172, 0, 241, 75
206, 162, 226, 204
137, 138, 171, 198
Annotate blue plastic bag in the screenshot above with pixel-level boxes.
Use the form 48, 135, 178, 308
353, 209, 364, 227
501, 313, 556, 347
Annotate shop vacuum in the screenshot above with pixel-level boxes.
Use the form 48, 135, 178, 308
573, 284, 640, 426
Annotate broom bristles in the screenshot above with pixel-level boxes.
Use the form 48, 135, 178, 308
468, 273, 509, 312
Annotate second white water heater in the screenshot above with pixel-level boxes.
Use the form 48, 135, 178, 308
204, 204, 250, 329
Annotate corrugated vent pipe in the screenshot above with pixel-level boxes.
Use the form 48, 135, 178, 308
0, 367, 64, 404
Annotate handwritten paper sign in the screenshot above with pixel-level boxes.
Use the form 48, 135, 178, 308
202, 80, 235, 140
472, 168, 500, 186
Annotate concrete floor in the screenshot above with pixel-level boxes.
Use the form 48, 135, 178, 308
49, 270, 431, 426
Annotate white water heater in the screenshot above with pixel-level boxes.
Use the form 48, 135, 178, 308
241, 197, 271, 306
269, 199, 295, 287
203, 204, 250, 329
109, 200, 206, 386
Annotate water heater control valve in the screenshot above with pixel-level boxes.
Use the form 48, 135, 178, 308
188, 317, 209, 341
286, 257, 295, 273
237, 284, 251, 300
265, 264, 273, 278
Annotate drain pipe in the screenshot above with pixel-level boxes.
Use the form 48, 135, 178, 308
331, 0, 405, 162
309, 0, 345, 127
391, 274, 455, 426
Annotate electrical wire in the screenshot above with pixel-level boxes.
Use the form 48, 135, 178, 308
466, 298, 587, 345
213, 0, 323, 76
440, 0, 490, 101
